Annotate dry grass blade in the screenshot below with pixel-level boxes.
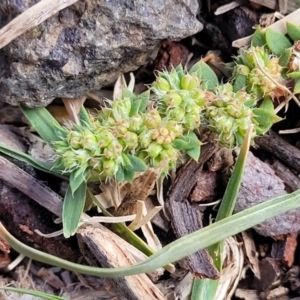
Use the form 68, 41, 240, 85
0, 0, 79, 50
62, 96, 86, 125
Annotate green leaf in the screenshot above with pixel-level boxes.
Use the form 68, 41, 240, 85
257, 97, 274, 110
123, 167, 135, 182
0, 143, 65, 175
279, 48, 292, 67
265, 28, 292, 56
0, 286, 67, 300
186, 145, 201, 161
294, 77, 300, 94
62, 182, 87, 238
79, 106, 93, 128
233, 74, 247, 92
175, 64, 185, 81
253, 106, 282, 135
173, 132, 200, 151
115, 167, 125, 182
126, 154, 147, 172
3, 187, 300, 278
189, 60, 219, 91
192, 126, 252, 300
191, 279, 219, 300
288, 71, 300, 79
20, 107, 68, 144
251, 27, 266, 47
286, 21, 300, 42
70, 169, 86, 194
122, 89, 135, 100
129, 90, 150, 116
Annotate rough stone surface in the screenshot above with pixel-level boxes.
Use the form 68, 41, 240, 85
0, 0, 202, 107
234, 152, 300, 236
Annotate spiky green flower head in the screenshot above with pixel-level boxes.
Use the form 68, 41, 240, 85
151, 65, 207, 132
233, 47, 285, 98
52, 87, 201, 183
205, 83, 258, 147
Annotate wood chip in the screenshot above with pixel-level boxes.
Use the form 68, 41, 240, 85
271, 233, 298, 267
165, 142, 220, 279
77, 223, 165, 300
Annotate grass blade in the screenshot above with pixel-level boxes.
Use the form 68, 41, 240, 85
192, 126, 252, 300
1, 185, 300, 278
20, 106, 68, 144
0, 286, 66, 300
62, 182, 87, 238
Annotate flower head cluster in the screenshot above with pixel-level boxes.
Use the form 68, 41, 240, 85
52, 89, 201, 181
151, 67, 207, 131
205, 83, 258, 147
234, 47, 284, 98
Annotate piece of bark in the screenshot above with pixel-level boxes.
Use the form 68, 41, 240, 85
269, 159, 300, 192
77, 223, 165, 300
235, 151, 300, 236
271, 233, 298, 267
165, 142, 220, 279
0, 168, 80, 262
255, 257, 281, 292
0, 155, 62, 216
255, 130, 300, 173
189, 171, 218, 202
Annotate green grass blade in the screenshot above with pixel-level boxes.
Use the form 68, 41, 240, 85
62, 182, 87, 238
2, 186, 300, 278
20, 106, 68, 144
192, 127, 252, 300
0, 286, 67, 300
0, 143, 56, 173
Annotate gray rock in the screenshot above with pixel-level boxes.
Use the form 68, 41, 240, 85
0, 0, 203, 107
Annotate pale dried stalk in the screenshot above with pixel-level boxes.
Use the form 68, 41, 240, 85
0, 0, 79, 50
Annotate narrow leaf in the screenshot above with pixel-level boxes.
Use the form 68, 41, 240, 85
192, 126, 253, 300
265, 28, 292, 56
62, 182, 87, 238
0, 286, 66, 300
0, 143, 64, 174
2, 188, 300, 277
70, 169, 86, 194
20, 106, 68, 143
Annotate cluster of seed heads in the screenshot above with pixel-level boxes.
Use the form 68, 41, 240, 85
53, 61, 281, 182
234, 47, 284, 98
53, 94, 188, 180
151, 69, 206, 131
204, 83, 257, 146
